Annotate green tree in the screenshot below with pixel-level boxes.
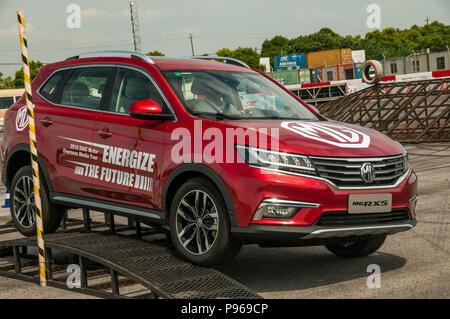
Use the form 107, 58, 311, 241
216, 47, 264, 71
0, 71, 16, 89
13, 60, 43, 88
146, 50, 165, 56
260, 22, 450, 63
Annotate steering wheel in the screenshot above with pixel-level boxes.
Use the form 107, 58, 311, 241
241, 107, 266, 117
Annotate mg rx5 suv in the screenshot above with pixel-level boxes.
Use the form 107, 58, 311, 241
1, 51, 418, 265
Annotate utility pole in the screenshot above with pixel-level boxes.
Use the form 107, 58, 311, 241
129, 1, 142, 52
189, 33, 195, 56
425, 16, 429, 24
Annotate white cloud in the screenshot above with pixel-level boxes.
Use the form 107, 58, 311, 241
0, 23, 37, 39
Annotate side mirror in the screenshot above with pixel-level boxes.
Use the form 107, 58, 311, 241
129, 99, 173, 120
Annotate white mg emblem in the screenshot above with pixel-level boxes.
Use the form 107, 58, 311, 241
15, 105, 29, 131
281, 122, 371, 148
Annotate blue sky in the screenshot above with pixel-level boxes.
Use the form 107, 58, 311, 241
1, 0, 449, 76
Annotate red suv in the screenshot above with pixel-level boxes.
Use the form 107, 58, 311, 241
1, 51, 417, 265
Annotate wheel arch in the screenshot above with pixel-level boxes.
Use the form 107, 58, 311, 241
4, 143, 53, 192
162, 164, 237, 227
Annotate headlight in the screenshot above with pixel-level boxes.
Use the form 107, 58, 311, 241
403, 152, 410, 173
235, 145, 316, 175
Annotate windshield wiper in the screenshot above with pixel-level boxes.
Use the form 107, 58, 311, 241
191, 111, 242, 120
245, 115, 304, 120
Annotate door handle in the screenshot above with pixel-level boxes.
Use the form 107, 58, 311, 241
40, 117, 53, 127
98, 128, 112, 138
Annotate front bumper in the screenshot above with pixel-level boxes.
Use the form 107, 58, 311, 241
231, 218, 417, 245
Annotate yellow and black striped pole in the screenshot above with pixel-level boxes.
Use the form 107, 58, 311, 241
17, 10, 47, 288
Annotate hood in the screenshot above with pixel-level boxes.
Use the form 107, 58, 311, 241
216, 119, 404, 157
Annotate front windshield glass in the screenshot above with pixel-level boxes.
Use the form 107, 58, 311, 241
163, 70, 318, 120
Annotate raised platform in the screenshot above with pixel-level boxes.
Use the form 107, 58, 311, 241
0, 217, 260, 299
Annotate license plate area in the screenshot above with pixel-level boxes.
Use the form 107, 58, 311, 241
348, 194, 392, 214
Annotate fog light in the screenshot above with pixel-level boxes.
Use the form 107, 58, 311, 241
256, 205, 299, 220
253, 198, 321, 220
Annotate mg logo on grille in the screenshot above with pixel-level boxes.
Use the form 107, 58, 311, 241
361, 163, 376, 183
281, 122, 370, 148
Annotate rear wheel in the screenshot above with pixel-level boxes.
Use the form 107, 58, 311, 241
169, 177, 241, 266
10, 165, 62, 236
325, 236, 387, 258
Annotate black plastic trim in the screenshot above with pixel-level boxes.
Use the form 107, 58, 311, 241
231, 219, 417, 245
3, 143, 53, 192
50, 192, 165, 224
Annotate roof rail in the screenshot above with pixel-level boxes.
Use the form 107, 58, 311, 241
190, 56, 250, 69
66, 50, 154, 64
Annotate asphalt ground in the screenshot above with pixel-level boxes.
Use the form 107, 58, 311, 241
0, 142, 448, 299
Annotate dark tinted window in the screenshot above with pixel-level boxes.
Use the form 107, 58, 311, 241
436, 57, 445, 70
61, 67, 112, 109
0, 97, 14, 109
108, 68, 168, 114
39, 70, 69, 102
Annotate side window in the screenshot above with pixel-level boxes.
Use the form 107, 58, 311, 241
39, 70, 69, 102
109, 68, 168, 114
61, 67, 112, 110
0, 97, 14, 109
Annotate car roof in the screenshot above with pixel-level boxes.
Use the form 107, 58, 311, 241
56, 51, 255, 73
150, 57, 254, 72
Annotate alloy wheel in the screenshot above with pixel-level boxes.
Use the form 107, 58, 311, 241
13, 175, 36, 228
175, 190, 219, 255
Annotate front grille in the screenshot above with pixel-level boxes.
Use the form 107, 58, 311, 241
309, 154, 406, 187
316, 209, 410, 227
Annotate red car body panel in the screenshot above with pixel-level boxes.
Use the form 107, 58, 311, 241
1, 56, 417, 237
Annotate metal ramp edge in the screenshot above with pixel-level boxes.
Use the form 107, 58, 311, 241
0, 230, 261, 299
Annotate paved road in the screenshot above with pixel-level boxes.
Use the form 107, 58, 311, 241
0, 143, 448, 298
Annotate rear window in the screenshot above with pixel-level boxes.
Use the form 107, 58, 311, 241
39, 69, 69, 102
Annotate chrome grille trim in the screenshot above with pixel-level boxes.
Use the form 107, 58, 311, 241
309, 153, 407, 187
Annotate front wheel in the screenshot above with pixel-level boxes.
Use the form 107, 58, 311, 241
169, 177, 241, 266
325, 236, 387, 258
10, 165, 62, 236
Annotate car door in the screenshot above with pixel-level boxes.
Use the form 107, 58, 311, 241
35, 66, 113, 198
89, 66, 172, 211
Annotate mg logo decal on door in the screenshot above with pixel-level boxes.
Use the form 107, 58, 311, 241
281, 122, 371, 148
15, 106, 29, 131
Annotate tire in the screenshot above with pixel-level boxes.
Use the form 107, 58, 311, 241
362, 60, 383, 84
169, 177, 241, 266
325, 235, 387, 258
10, 165, 63, 236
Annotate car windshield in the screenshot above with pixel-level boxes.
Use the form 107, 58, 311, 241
162, 70, 318, 120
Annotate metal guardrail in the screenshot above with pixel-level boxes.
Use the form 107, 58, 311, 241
319, 78, 450, 143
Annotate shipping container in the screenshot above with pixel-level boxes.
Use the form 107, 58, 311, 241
404, 54, 428, 74
310, 68, 322, 83
343, 64, 355, 80
429, 52, 450, 71
270, 70, 299, 85
383, 57, 406, 76
306, 48, 352, 68
351, 50, 366, 63
298, 69, 311, 84
274, 53, 307, 71
354, 63, 363, 79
